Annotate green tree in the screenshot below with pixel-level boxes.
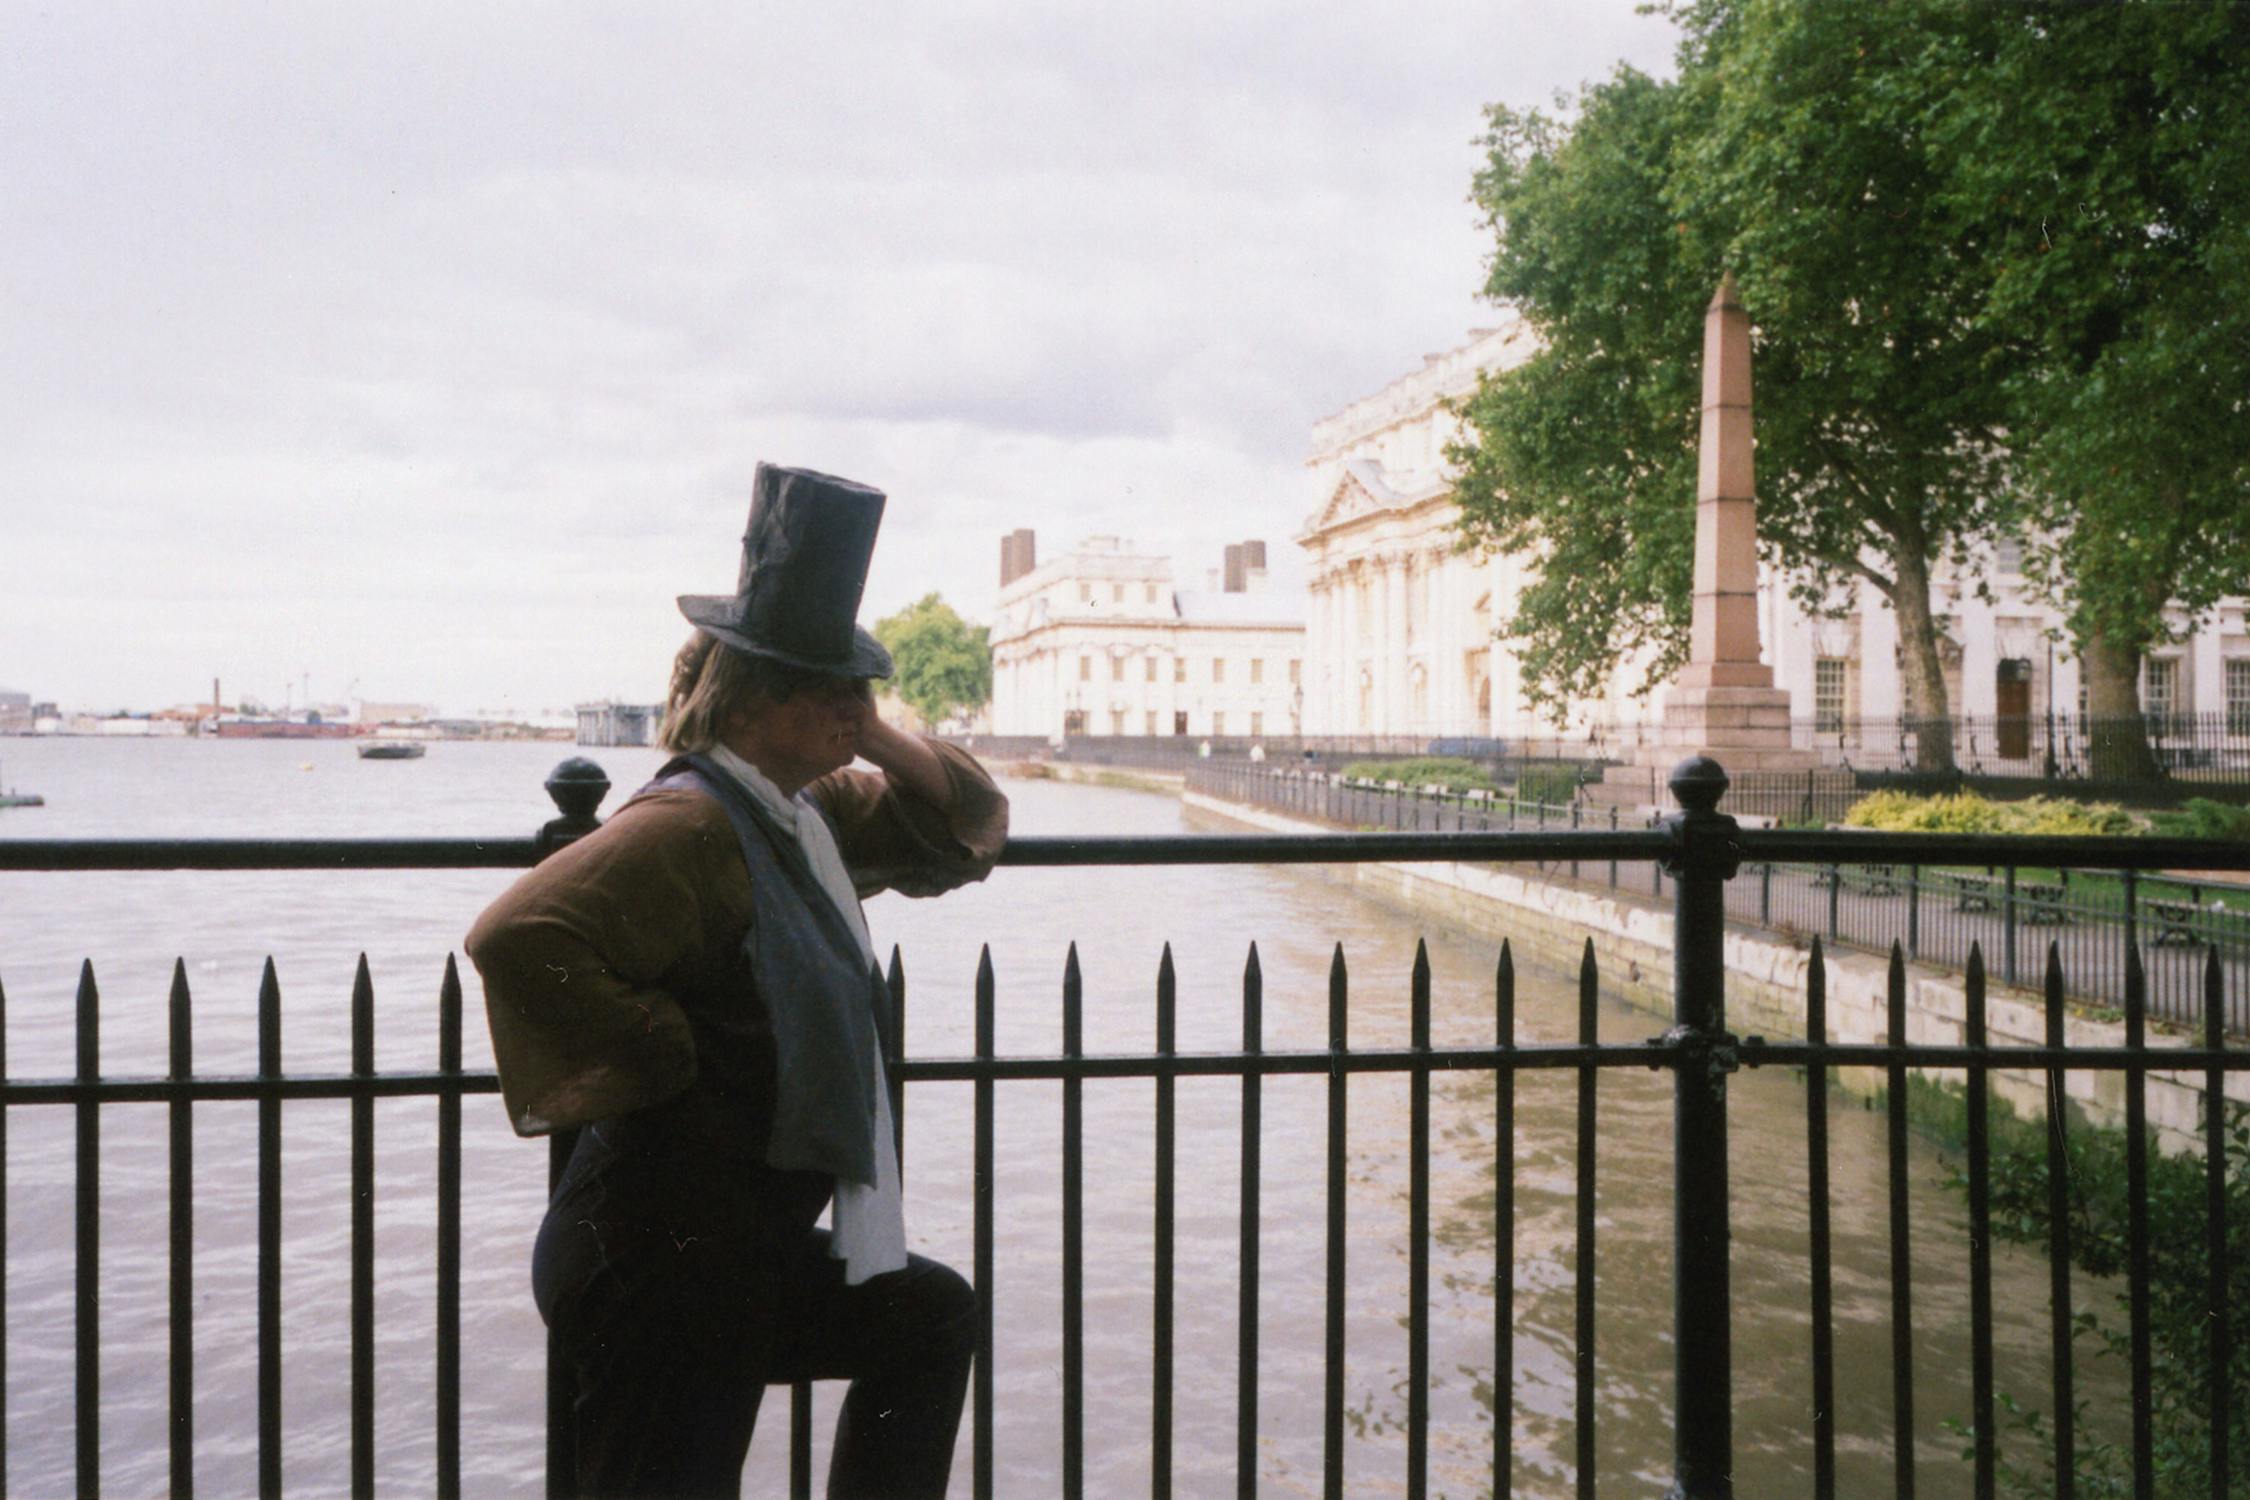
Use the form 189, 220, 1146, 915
1450, 71, 1700, 720
1458, 1, 2250, 774
1459, 1, 2014, 770
1928, 2, 2250, 779
872, 592, 992, 730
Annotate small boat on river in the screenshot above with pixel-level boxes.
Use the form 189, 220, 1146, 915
357, 740, 428, 760
0, 759, 43, 808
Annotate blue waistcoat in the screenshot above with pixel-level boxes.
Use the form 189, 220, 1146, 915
646, 755, 891, 1187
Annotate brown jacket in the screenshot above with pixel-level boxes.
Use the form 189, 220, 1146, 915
466, 738, 1008, 1137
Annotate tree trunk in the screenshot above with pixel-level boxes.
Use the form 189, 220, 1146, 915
1889, 548, 1957, 773
2080, 624, 2162, 782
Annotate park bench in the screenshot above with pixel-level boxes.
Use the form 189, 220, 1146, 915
2148, 898, 2205, 946
1947, 872, 1997, 912
2021, 882, 2071, 925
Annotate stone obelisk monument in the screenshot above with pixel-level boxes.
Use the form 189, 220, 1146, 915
1600, 273, 1814, 801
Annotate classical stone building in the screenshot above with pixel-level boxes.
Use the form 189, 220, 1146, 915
988, 534, 1307, 739
1299, 316, 2250, 759
1297, 316, 1632, 739
1760, 553, 2250, 766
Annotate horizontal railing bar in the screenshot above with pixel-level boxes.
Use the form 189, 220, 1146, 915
994, 831, 1673, 865
892, 1041, 2247, 1075
0, 839, 547, 870
1740, 830, 2250, 870
7, 828, 2248, 872
1737, 1041, 2245, 1069
2, 1075, 504, 1103
6, 1038, 2245, 1105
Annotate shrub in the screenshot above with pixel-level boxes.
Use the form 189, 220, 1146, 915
1843, 790, 2137, 837
1512, 762, 1587, 806
1948, 1103, 2250, 1497
1339, 756, 1499, 793
2147, 798, 2250, 842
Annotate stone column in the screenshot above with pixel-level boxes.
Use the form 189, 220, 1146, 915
1379, 555, 1402, 734
1347, 562, 1368, 731
1678, 272, 1770, 694
1434, 547, 1460, 733
1593, 272, 1816, 800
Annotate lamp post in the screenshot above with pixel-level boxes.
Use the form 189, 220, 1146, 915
2043, 636, 2058, 780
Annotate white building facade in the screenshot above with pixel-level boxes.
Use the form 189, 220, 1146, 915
1300, 316, 2250, 756
989, 536, 1307, 740
1298, 317, 1648, 740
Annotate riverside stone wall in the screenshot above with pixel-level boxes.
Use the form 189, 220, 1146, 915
1186, 789, 2246, 1154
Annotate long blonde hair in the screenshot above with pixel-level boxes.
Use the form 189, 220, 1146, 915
660, 632, 769, 754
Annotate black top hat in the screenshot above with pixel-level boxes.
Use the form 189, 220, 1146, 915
677, 463, 895, 679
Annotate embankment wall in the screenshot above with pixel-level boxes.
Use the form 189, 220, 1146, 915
1184, 790, 2246, 1154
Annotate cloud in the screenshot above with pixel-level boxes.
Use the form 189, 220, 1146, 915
0, 1, 1678, 713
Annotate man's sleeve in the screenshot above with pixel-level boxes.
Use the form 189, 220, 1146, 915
464, 792, 731, 1134
816, 739, 1011, 899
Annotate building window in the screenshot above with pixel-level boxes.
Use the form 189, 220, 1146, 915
1079, 583, 1092, 603
1175, 657, 1187, 684
1250, 658, 1264, 685
1212, 712, 1226, 735
1251, 712, 1264, 736
1995, 536, 2025, 576
1079, 655, 1091, 683
1145, 656, 1158, 683
1814, 658, 1848, 733
1111, 709, 1126, 733
1212, 659, 1225, 684
1146, 583, 1158, 604
1289, 658, 1301, 685
1145, 709, 1158, 735
1112, 583, 1124, 603
1110, 655, 1125, 683
2144, 656, 2181, 722
2228, 659, 2250, 735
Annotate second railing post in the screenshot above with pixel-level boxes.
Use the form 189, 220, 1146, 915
1661, 755, 1741, 1500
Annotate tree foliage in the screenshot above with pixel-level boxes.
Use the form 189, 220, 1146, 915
1455, 0, 2250, 775
1932, 2, 2250, 776
1957, 1103, 2250, 1497
872, 593, 991, 730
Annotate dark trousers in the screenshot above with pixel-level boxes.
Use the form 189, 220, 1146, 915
536, 1212, 976, 1499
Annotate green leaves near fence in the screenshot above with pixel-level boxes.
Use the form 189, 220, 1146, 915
1844, 790, 2138, 838
1339, 758, 1501, 794
1960, 1104, 2250, 1498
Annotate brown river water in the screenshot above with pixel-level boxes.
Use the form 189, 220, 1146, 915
0, 737, 2119, 1496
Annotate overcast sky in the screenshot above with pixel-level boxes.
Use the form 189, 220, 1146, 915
3, 2, 1678, 717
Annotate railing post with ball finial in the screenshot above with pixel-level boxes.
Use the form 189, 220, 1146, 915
1659, 754, 1742, 1500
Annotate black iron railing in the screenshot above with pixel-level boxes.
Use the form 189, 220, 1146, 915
990, 712, 2250, 786
1192, 761, 2250, 1034
3, 756, 2249, 1499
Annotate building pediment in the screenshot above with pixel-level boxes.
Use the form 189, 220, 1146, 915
1305, 463, 1391, 534
1301, 459, 1453, 542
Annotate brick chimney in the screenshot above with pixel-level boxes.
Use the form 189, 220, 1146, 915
999, 528, 1037, 587
1222, 540, 1267, 593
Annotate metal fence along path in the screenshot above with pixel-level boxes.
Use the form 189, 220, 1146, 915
3, 756, 2248, 1499
1190, 761, 2250, 1035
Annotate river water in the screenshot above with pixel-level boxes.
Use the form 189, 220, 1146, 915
0, 737, 2115, 1497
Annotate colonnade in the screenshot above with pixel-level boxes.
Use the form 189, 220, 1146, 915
1305, 544, 1491, 737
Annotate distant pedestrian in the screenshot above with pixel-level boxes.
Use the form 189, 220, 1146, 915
469, 464, 1007, 1499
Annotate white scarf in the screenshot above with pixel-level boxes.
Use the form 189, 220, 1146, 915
709, 745, 907, 1286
